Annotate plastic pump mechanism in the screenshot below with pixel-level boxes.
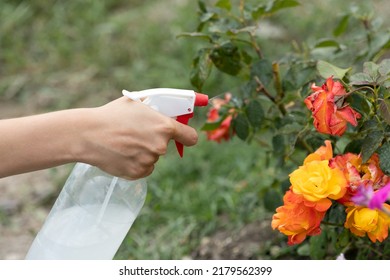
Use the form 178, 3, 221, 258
25, 88, 208, 260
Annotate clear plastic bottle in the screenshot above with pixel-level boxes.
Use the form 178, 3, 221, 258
25, 88, 208, 260
25, 163, 147, 260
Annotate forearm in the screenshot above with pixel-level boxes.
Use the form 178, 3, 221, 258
0, 109, 90, 178
0, 97, 198, 180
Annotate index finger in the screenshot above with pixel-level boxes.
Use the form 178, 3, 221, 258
171, 120, 198, 147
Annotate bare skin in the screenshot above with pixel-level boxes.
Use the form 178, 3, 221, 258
0, 97, 198, 179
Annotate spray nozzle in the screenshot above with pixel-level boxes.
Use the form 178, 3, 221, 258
194, 92, 209, 107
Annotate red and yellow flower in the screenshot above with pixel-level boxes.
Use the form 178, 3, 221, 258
304, 77, 361, 136
344, 205, 390, 243
272, 140, 390, 245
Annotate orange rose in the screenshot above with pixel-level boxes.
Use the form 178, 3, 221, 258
272, 189, 326, 245
304, 77, 361, 136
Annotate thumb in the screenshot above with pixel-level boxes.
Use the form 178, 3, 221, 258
170, 120, 198, 147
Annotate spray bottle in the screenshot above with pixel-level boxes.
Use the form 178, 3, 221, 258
25, 88, 209, 260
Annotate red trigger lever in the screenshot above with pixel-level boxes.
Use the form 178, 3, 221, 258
175, 93, 208, 157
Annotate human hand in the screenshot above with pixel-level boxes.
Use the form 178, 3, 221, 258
77, 97, 198, 179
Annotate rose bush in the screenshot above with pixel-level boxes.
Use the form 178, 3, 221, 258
182, 0, 390, 259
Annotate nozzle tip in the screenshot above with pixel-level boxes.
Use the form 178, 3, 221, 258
194, 93, 209, 106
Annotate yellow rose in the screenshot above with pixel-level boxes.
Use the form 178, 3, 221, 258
344, 205, 390, 243
290, 160, 347, 203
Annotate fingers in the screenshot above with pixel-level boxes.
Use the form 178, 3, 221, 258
121, 166, 154, 181
170, 119, 198, 147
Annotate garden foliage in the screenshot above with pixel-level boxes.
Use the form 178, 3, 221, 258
182, 0, 390, 259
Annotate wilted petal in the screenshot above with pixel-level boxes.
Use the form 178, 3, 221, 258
336, 106, 361, 126
329, 79, 347, 96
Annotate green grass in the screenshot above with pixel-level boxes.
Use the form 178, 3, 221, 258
0, 0, 203, 108
115, 135, 271, 259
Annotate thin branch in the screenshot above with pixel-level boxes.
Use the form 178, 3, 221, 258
273, 62, 284, 102
254, 75, 276, 103
249, 31, 263, 59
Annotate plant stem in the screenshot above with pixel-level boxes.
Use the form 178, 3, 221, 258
249, 32, 263, 59
254, 76, 287, 116
273, 62, 284, 102
297, 136, 314, 153
254, 76, 276, 103
348, 86, 376, 97
238, 0, 263, 59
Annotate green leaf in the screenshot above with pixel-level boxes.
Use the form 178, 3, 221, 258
251, 4, 266, 20
198, 0, 207, 13
379, 59, 390, 76
282, 63, 317, 91
210, 42, 242, 76
378, 141, 390, 175
337, 229, 350, 248
266, 0, 300, 14
344, 139, 364, 154
251, 59, 273, 86
349, 72, 374, 85
246, 100, 264, 128
263, 188, 283, 212
272, 134, 285, 155
348, 91, 371, 116
363, 61, 380, 82
326, 203, 346, 224
317, 60, 351, 80
314, 39, 342, 49
233, 113, 250, 140
379, 98, 390, 125
277, 123, 303, 134
366, 32, 390, 61
190, 49, 213, 91
362, 119, 380, 132
200, 12, 215, 23
216, 0, 231, 11
361, 130, 384, 162
201, 119, 223, 131
309, 233, 327, 260
333, 14, 350, 37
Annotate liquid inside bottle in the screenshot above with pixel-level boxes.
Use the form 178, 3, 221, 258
25, 163, 147, 260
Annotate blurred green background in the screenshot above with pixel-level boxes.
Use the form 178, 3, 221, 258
1, 0, 389, 259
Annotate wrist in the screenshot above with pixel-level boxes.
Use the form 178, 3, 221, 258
66, 108, 98, 165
